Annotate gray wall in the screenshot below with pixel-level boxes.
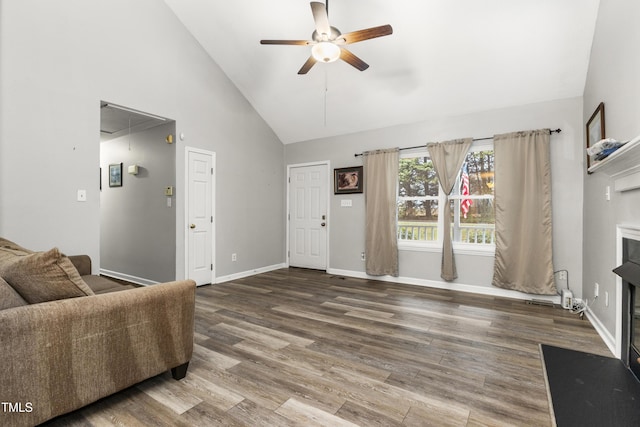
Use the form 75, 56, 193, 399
286, 97, 584, 297
100, 122, 176, 283
582, 0, 640, 338
0, 0, 285, 278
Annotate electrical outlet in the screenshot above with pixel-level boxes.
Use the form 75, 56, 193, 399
594, 282, 599, 298
231, 253, 237, 262
558, 270, 567, 281
361, 252, 366, 261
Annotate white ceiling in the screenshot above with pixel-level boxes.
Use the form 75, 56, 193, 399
164, 0, 600, 145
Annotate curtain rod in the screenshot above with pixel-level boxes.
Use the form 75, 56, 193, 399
353, 128, 562, 157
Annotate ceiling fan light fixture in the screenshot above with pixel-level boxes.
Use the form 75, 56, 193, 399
312, 42, 340, 63
260, 2, 392, 74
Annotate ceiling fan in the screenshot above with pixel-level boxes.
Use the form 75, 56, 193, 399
260, 1, 393, 75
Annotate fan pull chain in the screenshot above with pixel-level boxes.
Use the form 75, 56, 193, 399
324, 69, 328, 126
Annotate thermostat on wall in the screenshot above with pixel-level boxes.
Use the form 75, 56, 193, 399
128, 164, 138, 175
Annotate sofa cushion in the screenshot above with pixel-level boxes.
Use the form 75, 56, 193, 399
68, 255, 92, 276
0, 276, 27, 310
81, 274, 135, 294
1, 248, 95, 304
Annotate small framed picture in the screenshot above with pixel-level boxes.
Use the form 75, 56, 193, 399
109, 163, 123, 187
334, 166, 363, 194
586, 102, 605, 171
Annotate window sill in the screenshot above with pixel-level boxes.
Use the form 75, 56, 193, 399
398, 241, 495, 257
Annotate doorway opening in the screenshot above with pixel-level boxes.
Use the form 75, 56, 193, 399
99, 102, 176, 284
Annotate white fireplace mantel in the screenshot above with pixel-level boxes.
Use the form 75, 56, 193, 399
588, 135, 640, 192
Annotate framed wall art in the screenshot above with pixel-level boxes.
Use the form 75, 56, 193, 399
334, 166, 363, 194
586, 102, 605, 171
109, 163, 123, 187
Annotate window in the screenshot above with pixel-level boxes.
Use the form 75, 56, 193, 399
398, 143, 495, 248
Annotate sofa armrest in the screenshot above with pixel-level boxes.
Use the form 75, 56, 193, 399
0, 279, 196, 427
67, 254, 92, 276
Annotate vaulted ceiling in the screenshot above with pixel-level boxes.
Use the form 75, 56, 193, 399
164, 0, 600, 144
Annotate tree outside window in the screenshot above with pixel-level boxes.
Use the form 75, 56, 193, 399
398, 147, 495, 245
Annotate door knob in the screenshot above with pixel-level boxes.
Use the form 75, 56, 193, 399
190, 224, 196, 229
321, 222, 326, 227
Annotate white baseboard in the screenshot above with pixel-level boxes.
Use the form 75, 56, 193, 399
215, 263, 287, 284
585, 305, 617, 357
99, 269, 159, 286
327, 268, 561, 304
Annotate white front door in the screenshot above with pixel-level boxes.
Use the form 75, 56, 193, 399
288, 164, 328, 270
186, 148, 215, 285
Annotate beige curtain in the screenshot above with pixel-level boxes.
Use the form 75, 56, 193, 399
492, 129, 555, 294
427, 138, 473, 281
363, 148, 399, 276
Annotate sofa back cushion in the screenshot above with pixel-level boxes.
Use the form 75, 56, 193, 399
0, 276, 27, 310
1, 248, 95, 304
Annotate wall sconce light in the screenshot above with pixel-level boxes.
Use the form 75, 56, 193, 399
128, 164, 139, 175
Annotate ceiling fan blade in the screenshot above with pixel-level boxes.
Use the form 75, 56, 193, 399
260, 40, 311, 46
337, 24, 393, 45
339, 48, 369, 71
298, 56, 317, 75
310, 2, 331, 36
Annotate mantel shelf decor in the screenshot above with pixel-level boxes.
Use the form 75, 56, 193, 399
588, 134, 640, 192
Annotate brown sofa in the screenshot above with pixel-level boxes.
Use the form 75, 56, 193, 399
0, 238, 196, 427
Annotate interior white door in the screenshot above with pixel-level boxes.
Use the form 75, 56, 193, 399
187, 149, 214, 285
289, 164, 328, 270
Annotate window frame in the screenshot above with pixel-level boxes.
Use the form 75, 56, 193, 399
397, 140, 495, 257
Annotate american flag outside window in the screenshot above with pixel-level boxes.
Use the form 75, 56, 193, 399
460, 162, 472, 218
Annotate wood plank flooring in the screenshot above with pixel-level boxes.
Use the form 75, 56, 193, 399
43, 268, 611, 426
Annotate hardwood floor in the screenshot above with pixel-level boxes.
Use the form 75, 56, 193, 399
44, 268, 610, 426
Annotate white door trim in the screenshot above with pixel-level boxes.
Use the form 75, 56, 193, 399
286, 161, 331, 271
184, 146, 216, 285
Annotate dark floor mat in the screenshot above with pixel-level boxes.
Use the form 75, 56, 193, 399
540, 344, 640, 426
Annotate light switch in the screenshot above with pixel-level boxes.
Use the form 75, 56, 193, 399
341, 199, 352, 207
77, 189, 87, 202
